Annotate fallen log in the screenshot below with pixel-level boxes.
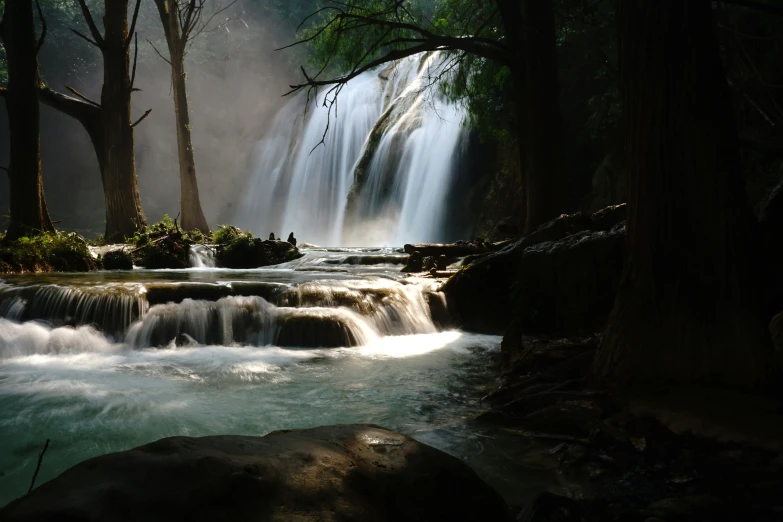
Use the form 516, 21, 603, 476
403, 240, 511, 257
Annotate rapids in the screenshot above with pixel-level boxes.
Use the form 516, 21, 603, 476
0, 248, 542, 506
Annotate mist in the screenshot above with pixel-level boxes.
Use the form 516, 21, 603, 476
0, 0, 305, 236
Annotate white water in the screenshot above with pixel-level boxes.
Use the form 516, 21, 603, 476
188, 245, 216, 268
236, 53, 467, 246
0, 258, 502, 505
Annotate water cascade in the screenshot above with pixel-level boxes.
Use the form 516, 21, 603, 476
188, 244, 216, 268
0, 250, 507, 508
236, 52, 467, 246
0, 284, 146, 338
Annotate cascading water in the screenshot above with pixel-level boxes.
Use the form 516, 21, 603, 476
0, 233, 510, 508
0, 284, 146, 338
236, 52, 467, 246
188, 244, 216, 268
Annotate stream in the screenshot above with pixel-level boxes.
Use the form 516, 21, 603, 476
0, 247, 555, 506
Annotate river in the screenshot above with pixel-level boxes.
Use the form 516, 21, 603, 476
0, 247, 557, 506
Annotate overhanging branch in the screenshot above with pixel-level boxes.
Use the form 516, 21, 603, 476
719, 0, 783, 17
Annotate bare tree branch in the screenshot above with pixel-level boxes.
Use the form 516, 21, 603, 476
75, 0, 104, 47
130, 33, 139, 91
34, 0, 47, 55
131, 108, 152, 127
185, 0, 239, 45
719, 0, 783, 17
65, 85, 101, 109
147, 38, 172, 66
126, 0, 143, 48
71, 28, 100, 48
28, 439, 50, 494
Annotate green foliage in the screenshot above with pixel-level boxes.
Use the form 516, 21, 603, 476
0, 232, 98, 273
89, 233, 107, 246
212, 224, 246, 245
443, 58, 515, 142
216, 234, 302, 269
101, 249, 133, 270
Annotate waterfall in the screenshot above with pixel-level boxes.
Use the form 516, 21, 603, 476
188, 245, 216, 268
0, 284, 146, 338
236, 52, 467, 246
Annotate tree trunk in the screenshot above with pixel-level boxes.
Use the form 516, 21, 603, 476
100, 0, 146, 241
522, 0, 565, 234
496, 0, 565, 235
592, 0, 780, 388
165, 6, 209, 234
1, 0, 54, 240
496, 1, 528, 231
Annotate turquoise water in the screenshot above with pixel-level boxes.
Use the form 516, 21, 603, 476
0, 249, 515, 506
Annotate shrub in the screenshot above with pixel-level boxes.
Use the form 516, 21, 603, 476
102, 250, 134, 270
0, 232, 98, 273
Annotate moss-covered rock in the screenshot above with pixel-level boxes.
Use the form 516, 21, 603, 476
126, 216, 200, 269
216, 236, 303, 269
102, 250, 134, 270
132, 235, 189, 269
0, 232, 98, 273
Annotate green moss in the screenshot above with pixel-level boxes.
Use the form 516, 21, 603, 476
212, 225, 246, 245
0, 232, 98, 273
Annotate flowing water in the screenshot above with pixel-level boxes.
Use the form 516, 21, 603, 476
0, 249, 555, 507
236, 53, 468, 246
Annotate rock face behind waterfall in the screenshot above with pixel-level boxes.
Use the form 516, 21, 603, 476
1, 425, 511, 522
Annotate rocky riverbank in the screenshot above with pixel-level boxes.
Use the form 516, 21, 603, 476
0, 220, 303, 273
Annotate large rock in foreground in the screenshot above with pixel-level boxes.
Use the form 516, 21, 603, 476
2, 424, 510, 522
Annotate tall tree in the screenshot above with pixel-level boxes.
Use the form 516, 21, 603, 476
152, 0, 222, 234
286, 0, 566, 234
1, 0, 55, 239
73, 0, 148, 240
592, 0, 780, 388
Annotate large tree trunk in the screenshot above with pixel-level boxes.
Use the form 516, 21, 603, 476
592, 0, 780, 388
522, 0, 565, 234
101, 0, 146, 241
496, 0, 565, 235
1, 0, 54, 240
495, 1, 528, 231
166, 7, 209, 234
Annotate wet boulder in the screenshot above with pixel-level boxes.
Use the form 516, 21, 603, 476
515, 223, 625, 335
216, 237, 303, 269
1, 425, 511, 522
440, 240, 525, 333
441, 210, 602, 333
401, 251, 424, 273
275, 309, 365, 348
132, 235, 190, 269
